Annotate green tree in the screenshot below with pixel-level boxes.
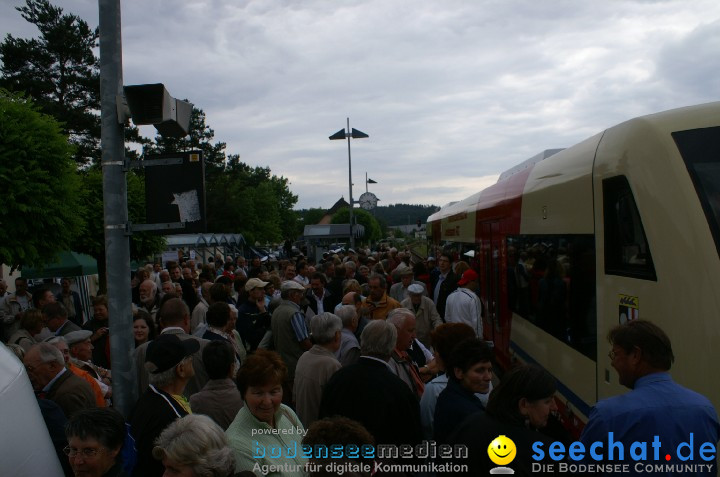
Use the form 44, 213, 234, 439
300, 208, 327, 226
0, 90, 83, 269
0, 0, 100, 166
331, 207, 382, 244
143, 106, 227, 173
74, 168, 166, 292
147, 109, 299, 243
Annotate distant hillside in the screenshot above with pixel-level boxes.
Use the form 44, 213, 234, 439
373, 203, 440, 226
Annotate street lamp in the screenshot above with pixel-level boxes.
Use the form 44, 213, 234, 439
329, 118, 368, 250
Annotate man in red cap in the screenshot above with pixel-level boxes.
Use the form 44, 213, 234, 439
444, 269, 483, 337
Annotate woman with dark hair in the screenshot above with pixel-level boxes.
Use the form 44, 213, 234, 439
433, 338, 493, 443
447, 364, 563, 475
419, 323, 480, 439
133, 311, 156, 348
225, 349, 306, 475
64, 407, 128, 477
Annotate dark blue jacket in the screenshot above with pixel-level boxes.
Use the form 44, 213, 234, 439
433, 377, 485, 443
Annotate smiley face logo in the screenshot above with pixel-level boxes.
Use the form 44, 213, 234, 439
488, 435, 517, 466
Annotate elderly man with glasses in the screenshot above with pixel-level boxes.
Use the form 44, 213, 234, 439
23, 342, 96, 417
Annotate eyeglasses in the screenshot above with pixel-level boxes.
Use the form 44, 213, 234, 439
63, 446, 105, 458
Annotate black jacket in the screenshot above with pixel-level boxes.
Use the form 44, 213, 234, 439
129, 385, 188, 477
430, 271, 459, 319
319, 356, 422, 447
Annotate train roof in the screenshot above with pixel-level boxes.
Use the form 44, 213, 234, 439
428, 101, 720, 228
426, 149, 564, 225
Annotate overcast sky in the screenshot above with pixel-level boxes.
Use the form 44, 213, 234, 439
2, 0, 720, 210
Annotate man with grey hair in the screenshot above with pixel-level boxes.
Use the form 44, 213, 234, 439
294, 312, 342, 426
387, 308, 427, 399
130, 333, 199, 477
138, 279, 161, 323
135, 298, 209, 396
23, 342, 96, 417
47, 335, 106, 407
389, 268, 427, 303
334, 305, 360, 367
343, 260, 366, 285
319, 320, 422, 446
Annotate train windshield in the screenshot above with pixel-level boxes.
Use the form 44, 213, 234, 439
673, 126, 720, 257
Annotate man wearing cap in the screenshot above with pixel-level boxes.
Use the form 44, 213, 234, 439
236, 277, 271, 352
66, 330, 112, 399
130, 333, 199, 477
401, 283, 442, 348
135, 298, 209, 397
24, 342, 96, 417
389, 268, 427, 303
271, 280, 312, 403
444, 269, 483, 337
47, 335, 106, 406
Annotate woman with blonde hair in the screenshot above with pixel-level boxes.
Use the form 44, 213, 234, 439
153, 414, 236, 477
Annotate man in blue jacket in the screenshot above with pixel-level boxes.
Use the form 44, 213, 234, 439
580, 320, 719, 475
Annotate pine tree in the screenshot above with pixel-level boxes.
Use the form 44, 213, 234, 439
0, 0, 101, 166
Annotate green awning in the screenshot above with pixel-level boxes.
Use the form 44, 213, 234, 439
21, 251, 98, 279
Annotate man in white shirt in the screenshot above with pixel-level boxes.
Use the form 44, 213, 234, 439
293, 261, 311, 288
444, 269, 483, 338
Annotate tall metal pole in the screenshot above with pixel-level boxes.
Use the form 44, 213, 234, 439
98, 0, 137, 416
346, 117, 355, 250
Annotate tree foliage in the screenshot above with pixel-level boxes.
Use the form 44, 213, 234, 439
0, 90, 83, 269
0, 0, 100, 166
147, 107, 299, 245
331, 207, 382, 244
74, 168, 166, 260
300, 208, 327, 227
73, 167, 166, 292
371, 203, 440, 226
143, 105, 227, 174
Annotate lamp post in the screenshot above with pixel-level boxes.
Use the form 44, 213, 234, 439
329, 118, 368, 250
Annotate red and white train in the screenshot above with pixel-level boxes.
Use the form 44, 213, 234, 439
427, 102, 720, 436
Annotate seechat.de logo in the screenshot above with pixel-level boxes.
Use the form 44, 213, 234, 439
488, 435, 517, 474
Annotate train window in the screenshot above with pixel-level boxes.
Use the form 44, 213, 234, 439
603, 176, 657, 280
673, 126, 720, 259
506, 234, 596, 360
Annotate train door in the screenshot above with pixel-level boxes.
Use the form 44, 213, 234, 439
481, 221, 510, 368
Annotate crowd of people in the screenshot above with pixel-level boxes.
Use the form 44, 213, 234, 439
1, 245, 719, 476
